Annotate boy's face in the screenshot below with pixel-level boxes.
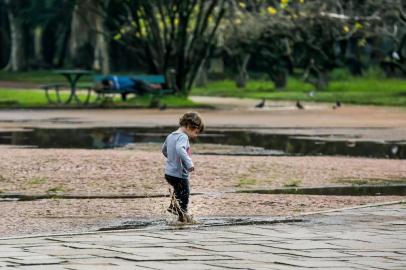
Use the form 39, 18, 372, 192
185, 126, 200, 139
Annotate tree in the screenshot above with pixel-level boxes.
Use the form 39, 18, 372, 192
69, 0, 110, 74
377, 0, 406, 76
112, 0, 228, 95
218, 1, 267, 88
3, 0, 28, 71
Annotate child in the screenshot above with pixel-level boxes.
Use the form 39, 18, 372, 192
162, 112, 204, 222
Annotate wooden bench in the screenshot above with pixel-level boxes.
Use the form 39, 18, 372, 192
93, 75, 174, 102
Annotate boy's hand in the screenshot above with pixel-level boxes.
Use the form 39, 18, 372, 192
188, 166, 195, 172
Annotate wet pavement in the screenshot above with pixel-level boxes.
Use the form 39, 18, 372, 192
0, 203, 405, 270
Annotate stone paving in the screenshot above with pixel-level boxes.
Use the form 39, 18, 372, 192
0, 203, 405, 270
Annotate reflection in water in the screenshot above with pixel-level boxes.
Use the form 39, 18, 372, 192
90, 131, 134, 148
0, 127, 404, 159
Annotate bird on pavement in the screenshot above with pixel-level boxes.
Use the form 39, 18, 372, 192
332, 100, 341, 109
255, 98, 266, 108
296, 101, 304, 109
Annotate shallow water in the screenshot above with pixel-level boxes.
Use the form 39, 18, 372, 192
0, 126, 404, 158
97, 216, 304, 231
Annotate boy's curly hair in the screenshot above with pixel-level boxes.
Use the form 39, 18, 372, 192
179, 112, 204, 133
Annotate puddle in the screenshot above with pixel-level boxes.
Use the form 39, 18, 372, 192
0, 127, 404, 158
239, 184, 406, 196
97, 216, 303, 231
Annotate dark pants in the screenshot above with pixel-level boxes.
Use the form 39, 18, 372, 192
165, 174, 189, 212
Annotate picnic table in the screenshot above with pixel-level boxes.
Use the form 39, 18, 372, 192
41, 69, 93, 104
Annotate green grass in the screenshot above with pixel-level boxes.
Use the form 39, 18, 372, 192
1, 70, 406, 107
46, 185, 65, 194
236, 178, 257, 187
283, 179, 302, 187
28, 178, 48, 186
192, 76, 406, 106
0, 88, 206, 108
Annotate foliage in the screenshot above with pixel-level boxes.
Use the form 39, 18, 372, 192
110, 0, 228, 95
216, 0, 406, 90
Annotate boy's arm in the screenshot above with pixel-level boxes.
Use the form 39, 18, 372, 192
162, 140, 168, 158
175, 135, 194, 171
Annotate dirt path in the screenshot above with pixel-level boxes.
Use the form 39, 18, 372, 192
0, 97, 405, 237
0, 147, 404, 237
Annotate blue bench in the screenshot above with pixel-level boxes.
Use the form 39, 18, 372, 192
93, 74, 174, 102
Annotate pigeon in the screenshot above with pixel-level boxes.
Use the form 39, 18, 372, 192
296, 101, 304, 109
255, 98, 266, 108
333, 100, 341, 109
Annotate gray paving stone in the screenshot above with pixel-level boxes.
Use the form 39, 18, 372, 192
6, 257, 65, 266
64, 265, 133, 270
264, 240, 346, 250
11, 266, 68, 270
134, 261, 226, 270
326, 239, 405, 250
350, 257, 406, 270
0, 251, 36, 258
190, 243, 281, 253
114, 253, 185, 262
216, 251, 300, 263
342, 251, 406, 258
274, 249, 357, 259
0, 203, 404, 269
0, 238, 53, 245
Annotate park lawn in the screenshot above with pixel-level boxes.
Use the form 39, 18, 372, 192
0, 88, 204, 108
1, 70, 406, 106
191, 77, 406, 106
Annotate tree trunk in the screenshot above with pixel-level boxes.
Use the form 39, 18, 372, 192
269, 69, 287, 89
194, 60, 208, 87
93, 2, 110, 74
69, 0, 93, 68
4, 0, 25, 71
69, 0, 110, 72
33, 26, 43, 64
235, 54, 250, 88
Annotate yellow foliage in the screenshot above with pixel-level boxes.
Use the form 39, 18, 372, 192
355, 22, 363, 30
239, 2, 246, 8
267, 6, 277, 15
343, 25, 350, 33
281, 0, 289, 4
113, 33, 121, 41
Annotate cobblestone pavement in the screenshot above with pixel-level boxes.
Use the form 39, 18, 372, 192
0, 203, 405, 270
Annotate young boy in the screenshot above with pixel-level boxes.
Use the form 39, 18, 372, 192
162, 112, 204, 222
